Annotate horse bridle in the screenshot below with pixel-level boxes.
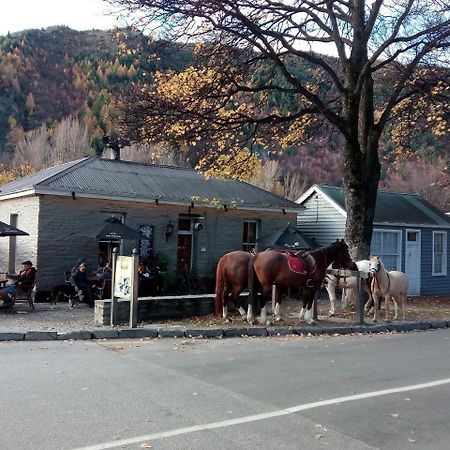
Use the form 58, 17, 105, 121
370, 260, 391, 296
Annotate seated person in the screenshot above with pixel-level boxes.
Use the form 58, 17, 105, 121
138, 261, 151, 279
71, 257, 87, 277
98, 262, 112, 281
0, 260, 37, 306
69, 262, 93, 308
138, 261, 152, 296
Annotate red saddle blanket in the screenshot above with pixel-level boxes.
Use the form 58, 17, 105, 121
286, 252, 314, 274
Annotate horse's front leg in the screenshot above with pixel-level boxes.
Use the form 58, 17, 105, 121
325, 281, 336, 317
300, 290, 316, 325
273, 302, 282, 322
400, 294, 407, 321
273, 285, 283, 322
231, 296, 247, 321
222, 303, 229, 320
372, 292, 380, 322
364, 282, 374, 315
390, 295, 399, 321
260, 304, 270, 326
385, 295, 391, 322
246, 304, 255, 324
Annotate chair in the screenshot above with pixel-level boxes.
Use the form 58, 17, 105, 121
64, 271, 72, 285
11, 282, 37, 310
93, 279, 111, 300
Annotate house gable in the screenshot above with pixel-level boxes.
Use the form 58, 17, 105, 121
296, 184, 450, 295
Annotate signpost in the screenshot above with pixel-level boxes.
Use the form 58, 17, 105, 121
110, 247, 140, 327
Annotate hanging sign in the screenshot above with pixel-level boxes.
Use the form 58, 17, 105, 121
139, 225, 154, 260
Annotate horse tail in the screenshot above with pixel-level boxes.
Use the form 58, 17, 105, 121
247, 255, 261, 315
214, 257, 226, 316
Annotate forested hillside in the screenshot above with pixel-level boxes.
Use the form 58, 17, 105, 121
0, 26, 193, 154
0, 26, 448, 210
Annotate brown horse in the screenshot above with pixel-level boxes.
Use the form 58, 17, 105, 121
247, 239, 354, 325
214, 251, 252, 320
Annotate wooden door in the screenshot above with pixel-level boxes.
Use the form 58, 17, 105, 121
177, 234, 192, 272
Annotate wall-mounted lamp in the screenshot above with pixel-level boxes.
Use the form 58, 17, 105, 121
164, 220, 175, 241
71, 191, 76, 200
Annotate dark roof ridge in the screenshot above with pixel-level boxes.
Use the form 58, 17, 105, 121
97, 157, 197, 172
318, 183, 422, 198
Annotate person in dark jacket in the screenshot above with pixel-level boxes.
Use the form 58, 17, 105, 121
69, 262, 92, 308
0, 260, 37, 306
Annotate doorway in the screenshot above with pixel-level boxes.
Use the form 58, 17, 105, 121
405, 229, 421, 295
176, 217, 193, 272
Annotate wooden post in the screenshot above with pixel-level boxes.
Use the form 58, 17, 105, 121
271, 284, 276, 311
110, 247, 118, 326
356, 272, 365, 325
130, 248, 139, 328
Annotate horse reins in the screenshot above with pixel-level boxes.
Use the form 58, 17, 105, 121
371, 264, 391, 297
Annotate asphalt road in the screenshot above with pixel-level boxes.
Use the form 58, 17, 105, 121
1, 329, 450, 450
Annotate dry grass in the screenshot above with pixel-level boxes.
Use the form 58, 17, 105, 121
155, 295, 450, 328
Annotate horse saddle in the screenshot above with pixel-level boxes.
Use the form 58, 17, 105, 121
286, 251, 317, 275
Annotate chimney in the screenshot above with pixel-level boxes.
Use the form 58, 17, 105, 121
102, 136, 129, 160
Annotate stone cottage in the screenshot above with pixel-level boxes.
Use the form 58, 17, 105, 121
0, 157, 299, 291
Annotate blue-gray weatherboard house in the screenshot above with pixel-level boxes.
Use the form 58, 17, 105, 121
296, 185, 450, 296
0, 157, 299, 291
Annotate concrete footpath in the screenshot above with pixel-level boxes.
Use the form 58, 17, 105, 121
1, 302, 449, 341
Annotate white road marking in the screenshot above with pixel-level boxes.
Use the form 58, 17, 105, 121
73, 378, 450, 450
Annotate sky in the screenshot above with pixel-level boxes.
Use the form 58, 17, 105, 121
0, 0, 125, 36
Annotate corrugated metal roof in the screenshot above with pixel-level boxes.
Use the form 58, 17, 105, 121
317, 185, 450, 227
0, 157, 299, 210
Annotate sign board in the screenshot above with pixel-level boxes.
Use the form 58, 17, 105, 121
113, 256, 134, 300
139, 225, 154, 260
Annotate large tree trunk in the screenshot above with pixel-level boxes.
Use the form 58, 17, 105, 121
342, 132, 381, 260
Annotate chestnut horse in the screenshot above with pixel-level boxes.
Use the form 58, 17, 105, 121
214, 251, 252, 320
247, 239, 353, 325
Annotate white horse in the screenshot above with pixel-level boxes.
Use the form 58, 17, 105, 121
369, 256, 409, 322
324, 260, 371, 316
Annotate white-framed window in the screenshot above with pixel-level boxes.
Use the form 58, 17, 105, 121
242, 220, 258, 252
371, 229, 402, 271
433, 231, 447, 276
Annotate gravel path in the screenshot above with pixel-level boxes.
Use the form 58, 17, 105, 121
0, 302, 109, 333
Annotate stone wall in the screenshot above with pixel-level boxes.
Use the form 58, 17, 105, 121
2, 193, 295, 290
94, 293, 250, 325
0, 196, 40, 273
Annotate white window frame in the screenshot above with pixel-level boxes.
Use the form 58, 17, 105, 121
242, 220, 258, 252
432, 231, 447, 276
371, 229, 402, 271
